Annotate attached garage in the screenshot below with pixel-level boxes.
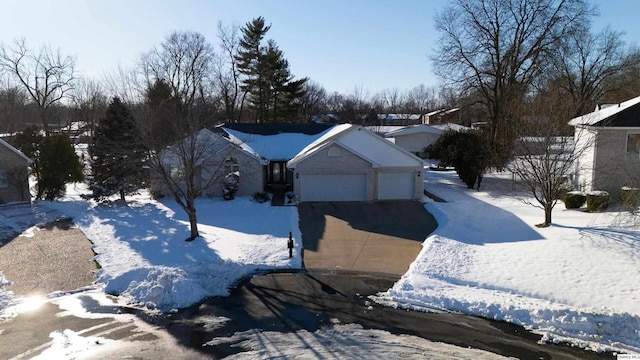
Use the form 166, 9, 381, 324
299, 174, 367, 202
377, 172, 415, 200
288, 125, 424, 202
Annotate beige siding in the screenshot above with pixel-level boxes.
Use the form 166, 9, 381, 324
292, 143, 423, 201
590, 128, 640, 199
293, 143, 375, 200
573, 127, 596, 191
0, 146, 30, 203
393, 132, 440, 154
151, 146, 264, 198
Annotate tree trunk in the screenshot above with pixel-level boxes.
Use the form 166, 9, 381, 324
544, 204, 552, 227
119, 189, 126, 201
187, 209, 199, 241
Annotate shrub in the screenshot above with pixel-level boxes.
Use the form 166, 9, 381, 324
564, 191, 586, 209
621, 187, 640, 209
555, 176, 573, 200
252, 192, 270, 203
586, 191, 609, 212
427, 130, 489, 189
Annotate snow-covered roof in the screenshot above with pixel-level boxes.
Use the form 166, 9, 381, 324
223, 127, 335, 161
385, 124, 444, 137
161, 129, 265, 166
432, 123, 470, 132
0, 138, 32, 164
425, 109, 445, 116
365, 126, 405, 135
569, 95, 640, 127
377, 114, 422, 121
288, 124, 423, 169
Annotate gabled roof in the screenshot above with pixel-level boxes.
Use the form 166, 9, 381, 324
161, 129, 265, 166
385, 124, 444, 138
0, 138, 32, 164
568, 95, 640, 127
288, 124, 424, 169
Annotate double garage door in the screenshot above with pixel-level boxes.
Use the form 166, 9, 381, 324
298, 172, 415, 202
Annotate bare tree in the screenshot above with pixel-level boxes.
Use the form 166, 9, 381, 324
508, 89, 589, 227
406, 84, 439, 114
0, 39, 75, 134
139, 32, 217, 241
300, 80, 327, 120
546, 26, 633, 117
377, 87, 404, 114
213, 21, 245, 123
71, 78, 108, 139
433, 0, 594, 166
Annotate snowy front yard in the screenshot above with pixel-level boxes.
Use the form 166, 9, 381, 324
1, 170, 638, 354
1, 186, 302, 314
374, 169, 640, 353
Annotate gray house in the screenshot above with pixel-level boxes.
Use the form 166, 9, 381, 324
150, 129, 265, 198
569, 95, 640, 197
0, 138, 32, 203
287, 124, 424, 202
155, 124, 425, 203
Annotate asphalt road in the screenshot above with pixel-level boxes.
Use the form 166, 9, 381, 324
155, 271, 614, 360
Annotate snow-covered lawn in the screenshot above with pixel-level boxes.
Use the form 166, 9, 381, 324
1, 184, 302, 314
374, 169, 640, 353
1, 169, 638, 354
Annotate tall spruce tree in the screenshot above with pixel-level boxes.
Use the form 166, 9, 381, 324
236, 17, 307, 122
91, 97, 146, 201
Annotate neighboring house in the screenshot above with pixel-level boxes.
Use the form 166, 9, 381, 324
423, 108, 460, 125
384, 123, 470, 155
0, 138, 32, 203
384, 125, 444, 155
288, 124, 424, 202
150, 128, 265, 198
568, 95, 640, 197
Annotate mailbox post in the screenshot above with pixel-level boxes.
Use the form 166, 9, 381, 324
288, 232, 294, 258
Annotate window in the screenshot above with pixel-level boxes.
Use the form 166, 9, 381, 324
0, 169, 7, 188
224, 157, 240, 176
627, 133, 640, 160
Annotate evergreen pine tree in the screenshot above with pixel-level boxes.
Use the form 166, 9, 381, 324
91, 97, 146, 201
237, 17, 307, 123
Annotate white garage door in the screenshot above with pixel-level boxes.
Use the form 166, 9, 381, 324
377, 172, 415, 200
299, 174, 367, 201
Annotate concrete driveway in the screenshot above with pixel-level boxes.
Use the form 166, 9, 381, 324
298, 201, 437, 276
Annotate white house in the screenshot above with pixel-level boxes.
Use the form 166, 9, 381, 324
568, 95, 640, 197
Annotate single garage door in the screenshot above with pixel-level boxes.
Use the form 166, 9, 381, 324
299, 174, 367, 201
377, 172, 415, 200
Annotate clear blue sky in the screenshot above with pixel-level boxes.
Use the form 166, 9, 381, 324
0, 0, 638, 95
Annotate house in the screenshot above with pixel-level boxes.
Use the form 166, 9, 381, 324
384, 123, 469, 155
568, 95, 640, 197
384, 124, 445, 155
287, 124, 424, 202
0, 138, 32, 203
221, 123, 333, 194
423, 108, 460, 125
150, 128, 266, 198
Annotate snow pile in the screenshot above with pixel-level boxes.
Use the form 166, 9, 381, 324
374, 170, 640, 353
0, 272, 14, 318
41, 190, 302, 311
